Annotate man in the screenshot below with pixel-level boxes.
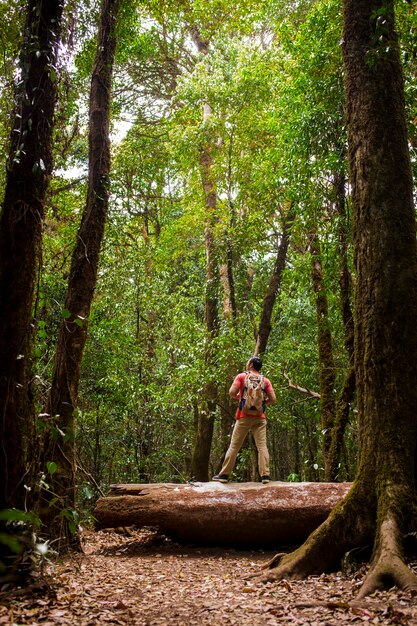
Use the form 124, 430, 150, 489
212, 356, 276, 484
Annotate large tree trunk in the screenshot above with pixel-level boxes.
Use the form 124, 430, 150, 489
0, 0, 64, 585
40, 0, 121, 551
94, 482, 351, 548
263, 0, 417, 598
0, 0, 64, 511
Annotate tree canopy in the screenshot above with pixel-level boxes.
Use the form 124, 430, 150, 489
1, 0, 417, 598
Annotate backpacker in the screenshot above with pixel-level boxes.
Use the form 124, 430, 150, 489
240, 372, 266, 416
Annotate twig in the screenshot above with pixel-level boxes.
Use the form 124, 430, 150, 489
76, 461, 105, 497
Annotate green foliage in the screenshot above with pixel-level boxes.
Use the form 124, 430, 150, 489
0, 0, 25, 195
397, 0, 417, 178
17, 0, 412, 507
0, 509, 41, 557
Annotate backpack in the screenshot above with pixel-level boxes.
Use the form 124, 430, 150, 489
240, 372, 266, 416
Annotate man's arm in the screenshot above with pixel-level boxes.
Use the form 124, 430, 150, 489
265, 386, 276, 405
265, 390, 276, 405
229, 383, 240, 400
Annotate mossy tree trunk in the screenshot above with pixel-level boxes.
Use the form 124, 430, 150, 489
40, 0, 121, 552
263, 0, 417, 597
0, 0, 64, 511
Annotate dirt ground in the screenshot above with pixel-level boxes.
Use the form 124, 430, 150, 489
1, 528, 417, 625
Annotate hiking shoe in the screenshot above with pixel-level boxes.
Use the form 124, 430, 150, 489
212, 474, 229, 483
261, 475, 271, 484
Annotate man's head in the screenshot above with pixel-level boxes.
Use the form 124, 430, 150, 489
247, 356, 262, 372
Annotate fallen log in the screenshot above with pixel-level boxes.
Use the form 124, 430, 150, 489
94, 481, 351, 548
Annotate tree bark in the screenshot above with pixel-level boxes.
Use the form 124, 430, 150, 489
94, 482, 351, 548
191, 139, 218, 479
40, 0, 121, 552
0, 0, 64, 513
223, 127, 237, 323
190, 29, 219, 482
326, 171, 355, 481
255, 203, 295, 356
326, 367, 355, 481
335, 171, 354, 364
262, 0, 417, 598
309, 229, 337, 479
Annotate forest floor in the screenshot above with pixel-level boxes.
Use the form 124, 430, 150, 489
1, 528, 417, 625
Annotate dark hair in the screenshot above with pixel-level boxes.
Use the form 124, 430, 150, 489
248, 356, 262, 371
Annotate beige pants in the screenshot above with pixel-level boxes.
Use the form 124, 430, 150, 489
219, 417, 270, 477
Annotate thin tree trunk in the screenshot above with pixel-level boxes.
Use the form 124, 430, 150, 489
326, 170, 356, 481
189, 29, 219, 482
219, 262, 236, 322
255, 203, 295, 356
334, 171, 354, 364
218, 138, 238, 459
224, 128, 237, 323
326, 367, 355, 480
0, 0, 64, 512
279, 179, 354, 482
135, 209, 158, 482
248, 203, 295, 476
191, 129, 219, 480
217, 401, 234, 470
309, 229, 336, 478
40, 0, 121, 551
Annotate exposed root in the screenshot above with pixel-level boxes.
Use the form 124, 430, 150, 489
259, 514, 355, 582
255, 483, 417, 601
357, 515, 417, 599
244, 549, 306, 582
260, 546, 316, 582
261, 552, 286, 570
357, 554, 417, 599
259, 484, 370, 584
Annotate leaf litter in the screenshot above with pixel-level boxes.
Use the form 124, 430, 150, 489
1, 528, 417, 625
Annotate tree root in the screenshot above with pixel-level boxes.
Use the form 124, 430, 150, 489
261, 552, 287, 570
356, 515, 417, 599
258, 495, 417, 599
259, 517, 348, 583
260, 543, 326, 583
259, 486, 368, 583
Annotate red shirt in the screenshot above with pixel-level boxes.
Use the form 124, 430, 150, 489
232, 371, 273, 419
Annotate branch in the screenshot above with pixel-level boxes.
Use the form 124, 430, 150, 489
282, 368, 321, 400
50, 176, 87, 196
